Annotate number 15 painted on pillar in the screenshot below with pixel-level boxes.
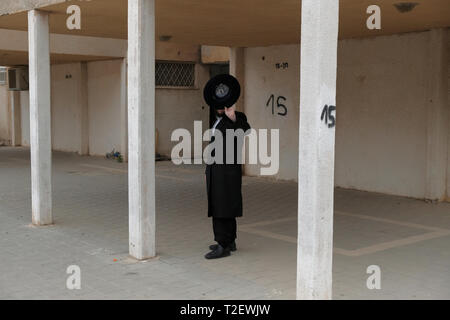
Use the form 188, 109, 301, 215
321, 105, 336, 128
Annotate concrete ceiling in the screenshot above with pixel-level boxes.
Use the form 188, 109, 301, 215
0, 0, 448, 47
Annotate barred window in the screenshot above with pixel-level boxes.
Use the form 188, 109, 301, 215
0, 67, 7, 85
155, 62, 195, 88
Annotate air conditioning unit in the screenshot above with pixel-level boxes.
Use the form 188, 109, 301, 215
8, 67, 29, 91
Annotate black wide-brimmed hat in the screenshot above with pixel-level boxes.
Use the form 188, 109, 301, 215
203, 74, 241, 110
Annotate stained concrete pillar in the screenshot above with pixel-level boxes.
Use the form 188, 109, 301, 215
127, 0, 156, 260
297, 0, 339, 299
425, 29, 448, 201
10, 91, 21, 146
120, 58, 128, 162
229, 47, 245, 112
28, 9, 52, 225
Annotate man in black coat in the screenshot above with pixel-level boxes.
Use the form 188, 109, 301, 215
205, 105, 251, 259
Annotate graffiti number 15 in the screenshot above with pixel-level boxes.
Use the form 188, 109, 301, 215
321, 105, 336, 128
266, 94, 287, 116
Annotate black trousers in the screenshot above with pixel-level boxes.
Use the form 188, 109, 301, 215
212, 217, 237, 248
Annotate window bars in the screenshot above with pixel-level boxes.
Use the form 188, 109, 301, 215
155, 62, 195, 88
0, 67, 7, 85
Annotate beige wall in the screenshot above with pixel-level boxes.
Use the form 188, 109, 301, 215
51, 63, 84, 153
21, 62, 89, 153
20, 90, 29, 146
0, 84, 10, 144
155, 64, 210, 157
244, 44, 299, 180
87, 59, 125, 156
447, 31, 450, 199
17, 59, 210, 159
243, 30, 449, 200
335, 32, 432, 198
201, 46, 230, 64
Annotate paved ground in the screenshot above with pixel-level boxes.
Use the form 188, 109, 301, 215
0, 146, 449, 300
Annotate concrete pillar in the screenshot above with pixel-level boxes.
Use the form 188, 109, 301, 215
229, 47, 245, 112
120, 58, 128, 162
425, 29, 448, 201
79, 62, 89, 155
127, 0, 156, 260
297, 0, 339, 300
10, 91, 21, 146
28, 9, 52, 225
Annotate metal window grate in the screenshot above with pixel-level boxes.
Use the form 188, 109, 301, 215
0, 67, 7, 85
155, 62, 195, 88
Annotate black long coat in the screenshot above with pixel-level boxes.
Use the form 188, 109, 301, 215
205, 111, 251, 218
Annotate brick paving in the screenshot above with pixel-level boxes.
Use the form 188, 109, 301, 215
0, 146, 449, 299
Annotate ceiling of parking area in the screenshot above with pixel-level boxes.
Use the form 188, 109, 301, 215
0, 0, 449, 47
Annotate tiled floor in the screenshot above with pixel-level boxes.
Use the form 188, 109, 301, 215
0, 147, 449, 299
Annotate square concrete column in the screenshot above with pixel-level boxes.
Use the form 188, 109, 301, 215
127, 0, 156, 260
425, 29, 448, 201
79, 62, 89, 155
297, 0, 339, 299
28, 10, 52, 226
229, 47, 245, 112
120, 58, 128, 162
10, 91, 21, 146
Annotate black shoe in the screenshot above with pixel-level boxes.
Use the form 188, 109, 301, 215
204, 244, 231, 259
209, 241, 236, 252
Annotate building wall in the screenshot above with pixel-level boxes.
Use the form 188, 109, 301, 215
20, 63, 88, 152
447, 30, 450, 199
243, 30, 448, 199
87, 59, 125, 156
0, 84, 10, 144
17, 59, 210, 159
335, 32, 431, 199
201, 46, 230, 64
155, 63, 210, 158
20, 90, 29, 146
243, 44, 299, 180
51, 63, 84, 153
